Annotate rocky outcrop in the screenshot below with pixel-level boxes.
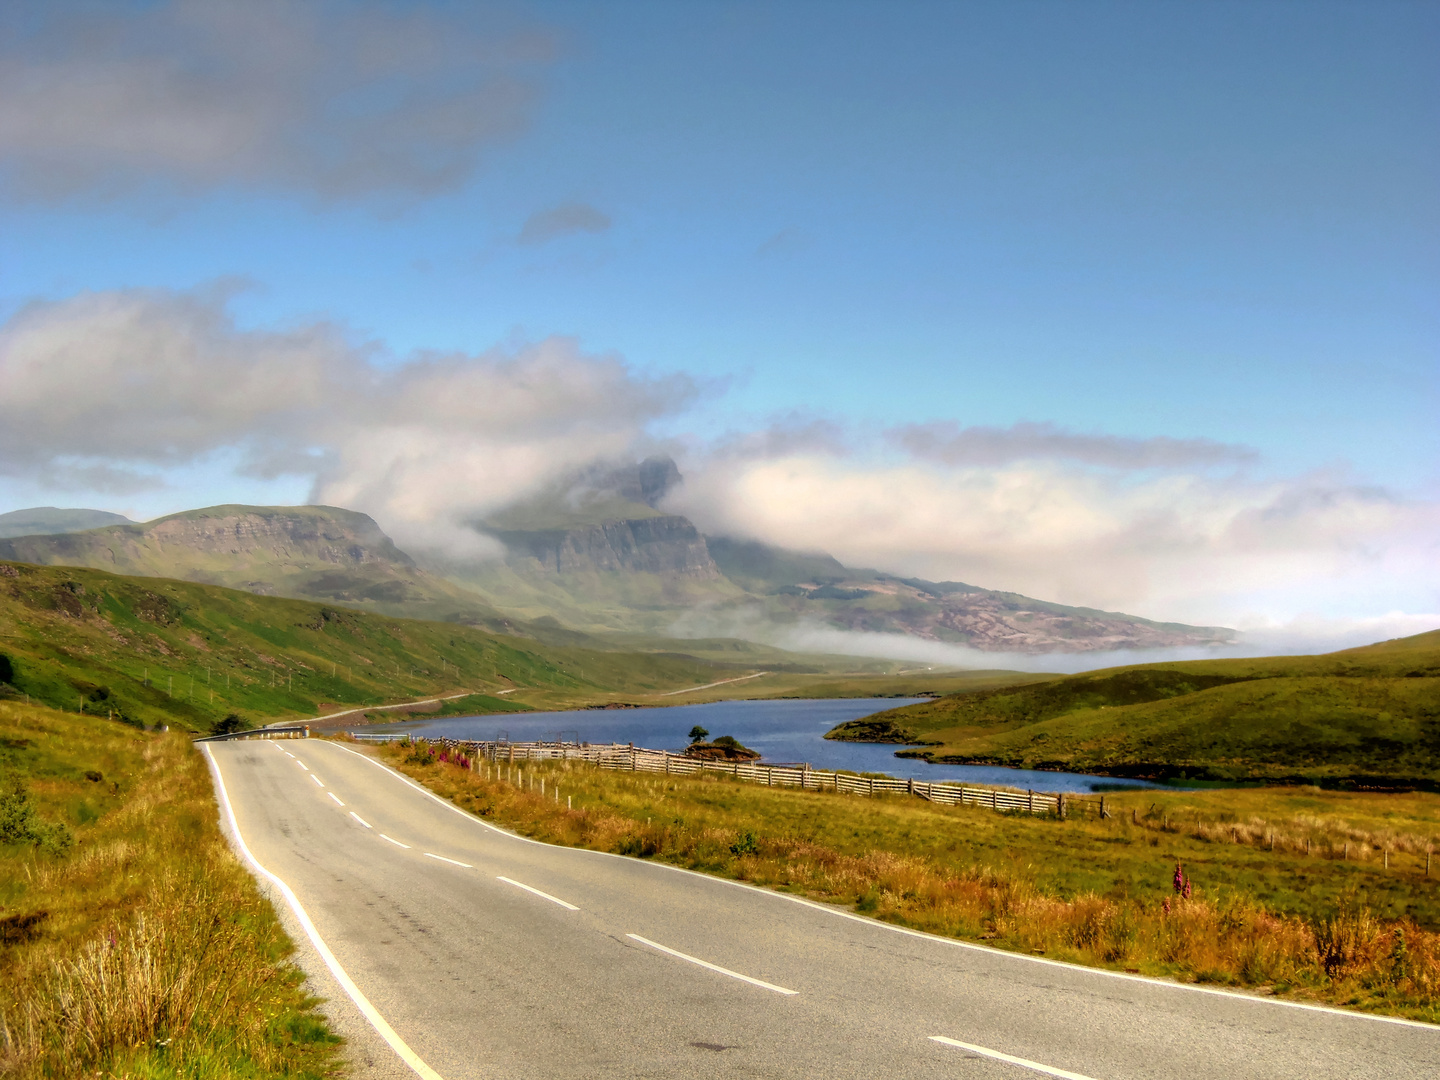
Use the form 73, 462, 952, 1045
493, 515, 720, 578
0, 505, 413, 575
138, 507, 415, 569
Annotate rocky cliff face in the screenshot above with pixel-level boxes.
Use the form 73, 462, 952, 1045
137, 507, 416, 570
0, 505, 413, 576
493, 515, 720, 578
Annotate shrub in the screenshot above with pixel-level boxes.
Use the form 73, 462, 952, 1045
209, 713, 248, 737
0, 776, 73, 854
730, 831, 759, 857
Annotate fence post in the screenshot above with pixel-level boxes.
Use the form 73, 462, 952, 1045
1100, 795, 1108, 819
1028, 789, 1034, 814
1058, 793, 1066, 820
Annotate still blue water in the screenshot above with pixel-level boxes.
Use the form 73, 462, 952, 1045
360, 698, 1161, 794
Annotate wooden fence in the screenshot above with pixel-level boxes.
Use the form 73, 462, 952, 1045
351, 734, 1108, 820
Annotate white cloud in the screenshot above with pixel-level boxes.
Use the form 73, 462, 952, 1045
669, 447, 1440, 628
0, 286, 695, 555
3, 284, 1433, 639
0, 1, 549, 203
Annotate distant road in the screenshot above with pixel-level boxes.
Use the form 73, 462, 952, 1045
308, 691, 479, 725
659, 671, 771, 696
206, 741, 1439, 1080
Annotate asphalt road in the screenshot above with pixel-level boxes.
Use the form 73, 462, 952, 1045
205, 739, 1439, 1080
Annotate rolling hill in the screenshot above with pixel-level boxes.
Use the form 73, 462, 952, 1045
0, 559, 780, 732
0, 504, 512, 629
0, 559, 1041, 733
827, 630, 1440, 787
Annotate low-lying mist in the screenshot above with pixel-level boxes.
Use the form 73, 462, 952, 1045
667, 609, 1440, 676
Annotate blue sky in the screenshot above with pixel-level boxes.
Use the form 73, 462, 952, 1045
0, 1, 1435, 639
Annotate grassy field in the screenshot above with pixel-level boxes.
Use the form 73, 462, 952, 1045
0, 700, 340, 1078
0, 560, 1033, 733
828, 630, 1440, 786
372, 736, 1440, 1021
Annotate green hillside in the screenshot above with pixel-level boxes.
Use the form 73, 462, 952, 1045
0, 560, 781, 733
0, 503, 510, 628
827, 631, 1440, 787
0, 506, 132, 539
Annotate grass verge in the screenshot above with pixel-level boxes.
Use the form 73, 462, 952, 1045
370, 736, 1440, 1022
0, 701, 341, 1078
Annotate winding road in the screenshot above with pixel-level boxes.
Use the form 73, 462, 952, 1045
205, 739, 1439, 1079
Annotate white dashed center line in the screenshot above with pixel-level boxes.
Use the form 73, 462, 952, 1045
379, 834, 410, 849
328, 792, 344, 806
311, 774, 324, 787
626, 934, 797, 995
424, 852, 472, 868
296, 760, 309, 771
349, 811, 372, 829
929, 1037, 1098, 1079
498, 876, 579, 911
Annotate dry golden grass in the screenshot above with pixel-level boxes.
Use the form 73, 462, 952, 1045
0, 703, 339, 1079
376, 738, 1440, 1022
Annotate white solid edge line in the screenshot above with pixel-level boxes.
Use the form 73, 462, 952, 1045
627, 934, 797, 995
311, 774, 324, 787
328, 791, 344, 806
201, 746, 445, 1080
929, 1037, 1097, 1080
497, 875, 579, 911
380, 833, 411, 849
326, 743, 1437, 1030
424, 852, 472, 868
350, 811, 372, 829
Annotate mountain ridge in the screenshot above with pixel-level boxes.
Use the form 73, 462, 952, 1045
0, 478, 1234, 655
